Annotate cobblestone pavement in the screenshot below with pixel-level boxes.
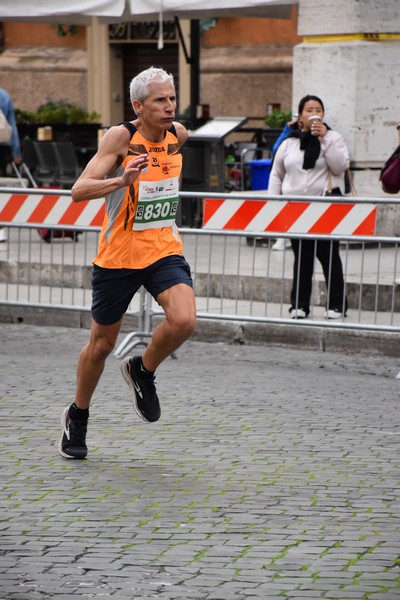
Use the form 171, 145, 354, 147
1, 323, 400, 600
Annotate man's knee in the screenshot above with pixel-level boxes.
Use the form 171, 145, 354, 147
159, 284, 196, 339
182, 312, 197, 338
88, 319, 122, 361
166, 308, 196, 341
87, 337, 115, 362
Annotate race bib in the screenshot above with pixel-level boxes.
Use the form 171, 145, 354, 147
134, 177, 179, 230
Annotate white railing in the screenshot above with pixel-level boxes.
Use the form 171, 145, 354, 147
1, 188, 399, 350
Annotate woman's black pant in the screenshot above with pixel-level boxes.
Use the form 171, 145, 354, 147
0, 146, 12, 176
290, 238, 348, 314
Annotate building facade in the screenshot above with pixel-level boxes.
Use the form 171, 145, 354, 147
0, 10, 300, 127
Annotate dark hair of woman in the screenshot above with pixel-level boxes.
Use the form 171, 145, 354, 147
298, 94, 325, 115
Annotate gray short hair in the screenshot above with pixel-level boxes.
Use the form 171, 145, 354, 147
129, 66, 175, 115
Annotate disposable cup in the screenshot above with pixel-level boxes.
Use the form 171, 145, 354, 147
309, 115, 321, 135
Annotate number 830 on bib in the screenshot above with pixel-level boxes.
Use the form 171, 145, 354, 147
134, 178, 179, 231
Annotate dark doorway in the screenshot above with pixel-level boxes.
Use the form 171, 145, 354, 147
120, 43, 180, 121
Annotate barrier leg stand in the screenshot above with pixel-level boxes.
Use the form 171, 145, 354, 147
11, 161, 38, 188
113, 332, 151, 358
114, 287, 151, 358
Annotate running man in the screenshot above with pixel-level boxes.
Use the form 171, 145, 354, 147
59, 66, 196, 459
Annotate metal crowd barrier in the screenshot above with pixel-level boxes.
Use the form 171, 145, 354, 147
1, 187, 399, 356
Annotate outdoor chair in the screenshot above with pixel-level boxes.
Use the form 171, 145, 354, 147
33, 141, 60, 187
52, 142, 82, 188
22, 138, 39, 174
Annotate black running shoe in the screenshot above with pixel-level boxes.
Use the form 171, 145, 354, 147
58, 406, 88, 459
120, 356, 161, 423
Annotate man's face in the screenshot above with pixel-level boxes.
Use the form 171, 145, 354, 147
136, 81, 177, 131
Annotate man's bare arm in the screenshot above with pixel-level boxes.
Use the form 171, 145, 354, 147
71, 125, 149, 202
173, 121, 189, 148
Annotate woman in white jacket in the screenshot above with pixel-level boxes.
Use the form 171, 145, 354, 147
268, 94, 349, 319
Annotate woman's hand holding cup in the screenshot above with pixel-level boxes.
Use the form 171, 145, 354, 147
309, 115, 327, 137
309, 115, 322, 136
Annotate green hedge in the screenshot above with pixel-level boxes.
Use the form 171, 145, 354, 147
15, 101, 101, 125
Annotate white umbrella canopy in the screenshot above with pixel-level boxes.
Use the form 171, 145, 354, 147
0, 1, 116, 24
0, 0, 295, 24
122, 0, 295, 21
0, 0, 296, 122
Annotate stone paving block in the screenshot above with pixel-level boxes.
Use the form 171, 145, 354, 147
326, 594, 383, 600
1, 593, 49, 600
242, 592, 283, 599
368, 595, 400, 600
1, 324, 400, 599
285, 592, 328, 598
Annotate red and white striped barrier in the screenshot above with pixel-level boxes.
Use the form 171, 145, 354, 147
0, 192, 105, 227
0, 191, 378, 236
203, 198, 377, 236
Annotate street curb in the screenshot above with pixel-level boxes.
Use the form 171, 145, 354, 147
192, 318, 399, 357
1, 304, 398, 358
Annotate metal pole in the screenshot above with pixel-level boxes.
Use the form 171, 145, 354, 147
190, 19, 200, 124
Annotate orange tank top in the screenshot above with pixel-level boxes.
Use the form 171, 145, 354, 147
93, 123, 183, 269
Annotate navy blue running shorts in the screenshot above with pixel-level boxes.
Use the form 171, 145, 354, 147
91, 254, 193, 325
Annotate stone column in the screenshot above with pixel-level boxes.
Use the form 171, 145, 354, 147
293, 0, 400, 233
87, 18, 111, 127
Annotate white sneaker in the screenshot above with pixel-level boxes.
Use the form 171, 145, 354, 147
0, 228, 7, 243
272, 238, 290, 251
325, 309, 345, 319
290, 308, 307, 319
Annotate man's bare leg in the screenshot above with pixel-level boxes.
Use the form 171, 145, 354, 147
120, 283, 196, 422
59, 318, 123, 459
75, 318, 123, 409
142, 283, 196, 372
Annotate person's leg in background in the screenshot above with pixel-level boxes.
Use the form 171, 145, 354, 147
272, 237, 291, 251
316, 240, 348, 318
0, 146, 12, 242
0, 145, 11, 176
290, 238, 316, 318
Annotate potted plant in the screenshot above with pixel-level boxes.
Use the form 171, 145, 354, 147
263, 109, 292, 150
15, 100, 102, 150
265, 109, 292, 129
